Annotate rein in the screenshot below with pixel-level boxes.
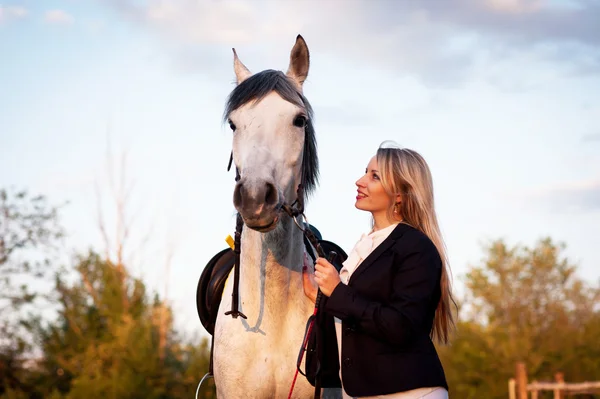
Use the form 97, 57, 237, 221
226, 153, 331, 399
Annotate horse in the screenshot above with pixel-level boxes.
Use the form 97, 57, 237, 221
212, 35, 342, 399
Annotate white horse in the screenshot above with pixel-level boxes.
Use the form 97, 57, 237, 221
213, 35, 341, 399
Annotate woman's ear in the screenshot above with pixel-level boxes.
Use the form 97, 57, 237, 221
395, 193, 402, 205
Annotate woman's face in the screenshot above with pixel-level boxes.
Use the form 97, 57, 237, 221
355, 155, 393, 214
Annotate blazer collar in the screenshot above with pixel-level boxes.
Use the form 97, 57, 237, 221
347, 222, 412, 285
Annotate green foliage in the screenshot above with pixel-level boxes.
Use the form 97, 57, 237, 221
0, 386, 30, 399
1, 186, 215, 399
439, 237, 600, 399
30, 251, 215, 399
0, 188, 64, 396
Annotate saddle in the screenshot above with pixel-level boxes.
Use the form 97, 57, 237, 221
196, 224, 347, 336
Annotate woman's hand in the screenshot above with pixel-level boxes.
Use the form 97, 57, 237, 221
313, 257, 341, 297
302, 252, 317, 303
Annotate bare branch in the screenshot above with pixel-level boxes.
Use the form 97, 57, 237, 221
94, 180, 111, 262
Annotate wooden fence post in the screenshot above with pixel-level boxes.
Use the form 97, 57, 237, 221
531, 380, 538, 399
554, 372, 564, 399
516, 362, 528, 399
509, 378, 516, 399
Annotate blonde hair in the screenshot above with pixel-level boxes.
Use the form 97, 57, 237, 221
376, 141, 456, 345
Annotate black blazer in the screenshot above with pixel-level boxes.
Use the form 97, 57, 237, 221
323, 222, 448, 397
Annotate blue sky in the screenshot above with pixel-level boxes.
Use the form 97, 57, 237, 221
1, 0, 599, 338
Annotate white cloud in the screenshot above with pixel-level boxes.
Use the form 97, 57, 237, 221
484, 0, 543, 14
0, 5, 28, 23
105, 0, 600, 86
107, 1, 473, 85
44, 9, 74, 25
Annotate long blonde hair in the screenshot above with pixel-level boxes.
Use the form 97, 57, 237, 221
376, 141, 456, 345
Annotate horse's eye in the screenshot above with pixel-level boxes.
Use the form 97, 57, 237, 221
228, 120, 236, 132
293, 115, 307, 128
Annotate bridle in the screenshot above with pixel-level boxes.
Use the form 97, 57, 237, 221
224, 149, 329, 318
225, 135, 333, 399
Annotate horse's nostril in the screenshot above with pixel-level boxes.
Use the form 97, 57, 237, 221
233, 183, 244, 208
265, 182, 277, 205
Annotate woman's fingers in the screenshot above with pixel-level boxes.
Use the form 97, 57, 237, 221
313, 257, 341, 297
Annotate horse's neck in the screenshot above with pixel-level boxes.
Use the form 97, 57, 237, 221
239, 217, 308, 322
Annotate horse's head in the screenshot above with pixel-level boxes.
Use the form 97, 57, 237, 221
224, 35, 318, 232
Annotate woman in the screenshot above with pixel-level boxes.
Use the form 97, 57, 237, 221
303, 141, 455, 398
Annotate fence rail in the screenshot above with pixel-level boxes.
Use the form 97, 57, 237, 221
509, 362, 600, 399
528, 381, 600, 391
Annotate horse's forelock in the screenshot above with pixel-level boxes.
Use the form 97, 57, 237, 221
224, 70, 307, 120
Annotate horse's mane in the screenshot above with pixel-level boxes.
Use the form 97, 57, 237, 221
223, 69, 319, 199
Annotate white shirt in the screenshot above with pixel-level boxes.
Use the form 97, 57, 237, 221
334, 223, 447, 399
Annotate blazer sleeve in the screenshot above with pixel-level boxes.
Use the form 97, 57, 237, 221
324, 240, 441, 346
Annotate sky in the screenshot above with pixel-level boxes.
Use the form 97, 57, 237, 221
1, 0, 599, 339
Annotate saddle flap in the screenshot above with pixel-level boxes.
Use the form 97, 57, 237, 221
197, 248, 235, 335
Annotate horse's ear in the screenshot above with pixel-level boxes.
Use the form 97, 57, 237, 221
286, 35, 310, 91
233, 48, 251, 84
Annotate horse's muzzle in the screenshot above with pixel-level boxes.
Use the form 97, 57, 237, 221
233, 179, 281, 232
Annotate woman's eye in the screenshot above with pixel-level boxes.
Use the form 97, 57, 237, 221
373, 174, 380, 180
228, 120, 236, 131
293, 115, 307, 128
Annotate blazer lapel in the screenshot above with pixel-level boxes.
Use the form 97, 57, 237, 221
347, 223, 411, 286
347, 238, 394, 285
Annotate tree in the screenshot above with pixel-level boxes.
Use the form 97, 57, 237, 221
438, 237, 600, 399
0, 187, 64, 323
30, 251, 214, 399
24, 139, 215, 398
1, 140, 216, 398
0, 188, 64, 395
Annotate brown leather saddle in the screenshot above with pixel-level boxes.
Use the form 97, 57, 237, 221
196, 224, 347, 335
